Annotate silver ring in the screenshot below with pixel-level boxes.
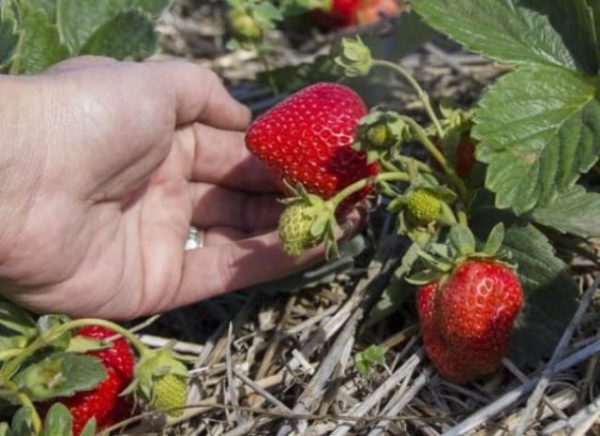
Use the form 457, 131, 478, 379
185, 226, 204, 250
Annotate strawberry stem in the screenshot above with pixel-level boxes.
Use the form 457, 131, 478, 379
1, 378, 42, 434
255, 43, 280, 95
400, 116, 468, 203
371, 59, 444, 138
329, 171, 411, 207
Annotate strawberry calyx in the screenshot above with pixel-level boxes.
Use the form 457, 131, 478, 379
334, 36, 373, 76
353, 109, 409, 162
407, 222, 512, 285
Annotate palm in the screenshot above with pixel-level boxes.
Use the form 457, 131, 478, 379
0, 58, 342, 319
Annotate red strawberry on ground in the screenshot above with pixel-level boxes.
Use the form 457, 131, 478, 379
417, 260, 523, 383
246, 82, 378, 210
54, 326, 135, 435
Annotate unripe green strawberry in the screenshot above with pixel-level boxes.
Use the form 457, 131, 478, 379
406, 189, 441, 224
228, 10, 262, 43
366, 124, 388, 148
279, 204, 321, 257
151, 374, 187, 417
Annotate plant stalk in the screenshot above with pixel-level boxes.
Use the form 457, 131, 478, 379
329, 171, 411, 207
400, 116, 468, 202
372, 59, 444, 137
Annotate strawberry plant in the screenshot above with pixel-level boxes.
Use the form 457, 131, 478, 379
245, 0, 600, 383
0, 302, 193, 435
0, 0, 169, 74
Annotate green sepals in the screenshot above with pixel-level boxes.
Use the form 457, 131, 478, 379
355, 345, 387, 377
334, 36, 373, 77
80, 419, 97, 436
42, 403, 72, 436
13, 352, 106, 401
11, 407, 35, 436
124, 347, 188, 405
354, 109, 409, 157
482, 222, 504, 257
438, 100, 473, 134
278, 184, 337, 258
406, 223, 509, 285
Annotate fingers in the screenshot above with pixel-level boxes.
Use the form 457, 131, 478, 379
203, 227, 248, 246
189, 182, 283, 231
173, 210, 363, 305
177, 123, 277, 192
177, 231, 323, 303
44, 56, 118, 74
151, 60, 251, 130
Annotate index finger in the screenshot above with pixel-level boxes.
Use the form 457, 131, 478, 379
152, 60, 251, 130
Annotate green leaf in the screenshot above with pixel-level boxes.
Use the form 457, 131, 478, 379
80, 9, 157, 60
355, 345, 387, 377
14, 352, 106, 401
43, 403, 72, 436
531, 185, 600, 237
474, 66, 600, 214
448, 224, 475, 256
9, 6, 69, 73
135, 0, 170, 17
28, 0, 58, 21
411, 0, 588, 72
0, 423, 9, 436
0, 7, 18, 70
503, 224, 578, 366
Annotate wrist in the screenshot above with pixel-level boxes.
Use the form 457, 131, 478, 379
0, 75, 46, 268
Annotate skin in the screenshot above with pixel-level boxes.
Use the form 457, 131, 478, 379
0, 57, 359, 320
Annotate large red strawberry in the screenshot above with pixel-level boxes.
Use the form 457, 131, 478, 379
52, 326, 135, 435
417, 260, 523, 383
245, 82, 378, 209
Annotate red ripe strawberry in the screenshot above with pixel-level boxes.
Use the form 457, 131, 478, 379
55, 326, 135, 435
246, 83, 378, 209
416, 283, 465, 381
431, 135, 476, 180
311, 0, 400, 28
355, 0, 401, 24
417, 260, 523, 383
454, 136, 476, 180
311, 0, 360, 28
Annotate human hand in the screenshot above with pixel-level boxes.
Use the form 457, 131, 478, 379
0, 57, 359, 319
